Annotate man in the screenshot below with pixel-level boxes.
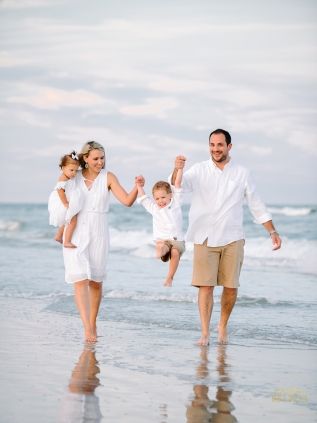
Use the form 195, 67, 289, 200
171, 129, 281, 346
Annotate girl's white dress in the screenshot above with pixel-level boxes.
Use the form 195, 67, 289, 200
48, 179, 82, 227
48, 181, 69, 227
63, 169, 110, 284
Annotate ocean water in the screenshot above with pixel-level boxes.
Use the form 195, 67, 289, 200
0, 201, 316, 350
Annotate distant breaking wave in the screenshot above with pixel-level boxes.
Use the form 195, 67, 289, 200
0, 219, 22, 231
268, 206, 315, 216
101, 290, 315, 308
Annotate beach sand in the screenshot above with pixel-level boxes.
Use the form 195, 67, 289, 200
1, 296, 316, 423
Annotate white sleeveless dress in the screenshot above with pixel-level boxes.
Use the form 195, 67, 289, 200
48, 180, 68, 227
63, 169, 110, 284
48, 179, 82, 227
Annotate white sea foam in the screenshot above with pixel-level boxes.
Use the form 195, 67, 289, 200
0, 219, 22, 231
244, 237, 317, 275
110, 227, 153, 250
104, 289, 197, 303
109, 227, 317, 274
268, 206, 314, 216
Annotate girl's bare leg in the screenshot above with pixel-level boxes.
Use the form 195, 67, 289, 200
89, 281, 103, 339
74, 280, 96, 342
55, 225, 64, 243
64, 215, 77, 248
164, 248, 180, 287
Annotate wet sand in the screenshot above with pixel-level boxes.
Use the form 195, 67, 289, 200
0, 296, 316, 422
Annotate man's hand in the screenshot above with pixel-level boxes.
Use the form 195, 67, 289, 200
271, 232, 282, 250
175, 155, 186, 170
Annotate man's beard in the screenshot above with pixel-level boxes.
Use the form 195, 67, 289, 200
212, 152, 227, 163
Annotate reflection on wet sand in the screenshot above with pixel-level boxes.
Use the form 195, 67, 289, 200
186, 345, 237, 422
59, 346, 102, 423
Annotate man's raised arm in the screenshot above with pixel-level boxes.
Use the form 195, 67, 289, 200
171, 155, 186, 185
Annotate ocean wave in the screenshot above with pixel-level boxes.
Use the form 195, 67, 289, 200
236, 295, 313, 308
268, 206, 315, 216
103, 289, 197, 303
0, 290, 71, 300
102, 290, 315, 308
244, 237, 317, 275
0, 219, 22, 231
109, 230, 317, 275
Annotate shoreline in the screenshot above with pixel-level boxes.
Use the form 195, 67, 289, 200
1, 296, 316, 422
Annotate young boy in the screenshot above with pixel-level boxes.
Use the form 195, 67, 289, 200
136, 169, 185, 286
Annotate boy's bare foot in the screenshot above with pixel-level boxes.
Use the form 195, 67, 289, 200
64, 241, 77, 248
217, 325, 228, 344
164, 277, 173, 287
54, 236, 63, 244
197, 336, 210, 346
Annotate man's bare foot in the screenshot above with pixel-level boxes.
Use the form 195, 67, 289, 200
54, 236, 63, 244
164, 276, 173, 287
197, 336, 209, 346
85, 329, 97, 343
64, 241, 77, 248
217, 325, 228, 344
91, 324, 97, 339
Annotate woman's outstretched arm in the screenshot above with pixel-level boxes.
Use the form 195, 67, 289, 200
107, 172, 144, 207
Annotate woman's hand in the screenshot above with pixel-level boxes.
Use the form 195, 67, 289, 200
135, 175, 145, 187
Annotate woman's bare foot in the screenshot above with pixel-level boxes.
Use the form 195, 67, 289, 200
54, 236, 63, 244
217, 325, 228, 344
197, 336, 209, 346
164, 276, 173, 287
64, 241, 77, 248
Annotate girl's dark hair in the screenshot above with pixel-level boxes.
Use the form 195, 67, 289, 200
59, 151, 80, 169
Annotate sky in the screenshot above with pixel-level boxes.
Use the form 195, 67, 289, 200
0, 0, 316, 204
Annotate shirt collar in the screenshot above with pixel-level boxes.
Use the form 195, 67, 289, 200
210, 157, 232, 171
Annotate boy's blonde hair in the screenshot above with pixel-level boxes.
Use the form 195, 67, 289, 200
152, 181, 172, 196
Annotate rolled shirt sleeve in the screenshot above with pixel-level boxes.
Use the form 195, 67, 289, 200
245, 171, 272, 224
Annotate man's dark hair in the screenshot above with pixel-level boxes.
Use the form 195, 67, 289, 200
209, 129, 231, 146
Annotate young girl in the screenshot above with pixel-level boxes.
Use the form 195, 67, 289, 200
48, 151, 81, 248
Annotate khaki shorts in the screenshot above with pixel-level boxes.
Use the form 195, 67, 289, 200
160, 239, 186, 257
192, 239, 244, 288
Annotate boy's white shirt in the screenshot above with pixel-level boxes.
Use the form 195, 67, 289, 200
137, 187, 184, 241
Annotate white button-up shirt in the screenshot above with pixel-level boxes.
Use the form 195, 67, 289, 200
137, 188, 184, 241
180, 159, 272, 247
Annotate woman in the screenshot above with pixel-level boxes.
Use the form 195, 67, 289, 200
63, 141, 143, 342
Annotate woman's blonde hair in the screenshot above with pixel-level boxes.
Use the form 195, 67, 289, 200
78, 141, 105, 168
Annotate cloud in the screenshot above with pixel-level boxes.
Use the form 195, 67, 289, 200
119, 97, 179, 119
148, 76, 208, 94
236, 143, 273, 156
287, 131, 317, 155
0, 0, 59, 9
0, 51, 31, 67
7, 84, 107, 110
15, 110, 52, 127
